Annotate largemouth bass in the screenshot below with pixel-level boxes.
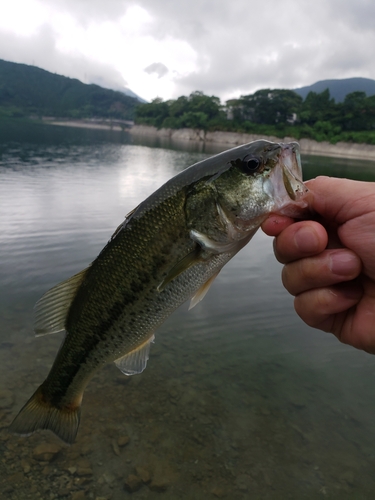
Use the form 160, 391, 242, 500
10, 140, 308, 444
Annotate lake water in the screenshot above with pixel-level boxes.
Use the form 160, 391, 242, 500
1, 121, 375, 499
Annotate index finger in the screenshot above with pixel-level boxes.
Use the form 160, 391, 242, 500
261, 214, 295, 237
273, 220, 328, 264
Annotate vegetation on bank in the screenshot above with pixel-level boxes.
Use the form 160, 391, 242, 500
135, 90, 375, 145
0, 59, 140, 121
2, 58, 375, 145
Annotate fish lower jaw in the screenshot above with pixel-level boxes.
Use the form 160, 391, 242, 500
234, 213, 271, 232
274, 195, 311, 218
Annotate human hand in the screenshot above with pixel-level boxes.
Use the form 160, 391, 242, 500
262, 176, 375, 354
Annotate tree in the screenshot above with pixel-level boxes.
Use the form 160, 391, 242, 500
233, 89, 302, 125
339, 92, 375, 131
299, 89, 337, 125
134, 92, 224, 130
187, 91, 221, 120
135, 98, 170, 128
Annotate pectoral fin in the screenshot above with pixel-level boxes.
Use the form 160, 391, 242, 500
190, 229, 242, 254
157, 247, 202, 292
189, 271, 220, 310
114, 335, 155, 376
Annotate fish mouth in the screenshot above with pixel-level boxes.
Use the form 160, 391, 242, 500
279, 142, 306, 201
281, 161, 306, 201
267, 142, 310, 217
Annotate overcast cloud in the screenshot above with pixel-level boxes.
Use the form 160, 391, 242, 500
1, 0, 374, 102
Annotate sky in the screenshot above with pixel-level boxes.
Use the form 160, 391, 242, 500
0, 0, 375, 103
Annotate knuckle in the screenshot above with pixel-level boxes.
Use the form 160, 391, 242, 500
315, 288, 335, 311
281, 264, 295, 293
298, 259, 317, 284
282, 258, 320, 295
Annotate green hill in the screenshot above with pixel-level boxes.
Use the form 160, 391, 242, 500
293, 78, 375, 103
0, 59, 141, 120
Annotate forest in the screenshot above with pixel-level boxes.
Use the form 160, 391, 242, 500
0, 59, 139, 121
135, 89, 375, 144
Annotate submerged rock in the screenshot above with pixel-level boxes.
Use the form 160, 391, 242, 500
32, 442, 62, 462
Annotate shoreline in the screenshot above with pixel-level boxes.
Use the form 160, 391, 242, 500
43, 118, 132, 131
41, 119, 375, 161
130, 125, 375, 161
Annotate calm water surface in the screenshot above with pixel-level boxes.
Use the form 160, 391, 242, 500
1, 122, 375, 499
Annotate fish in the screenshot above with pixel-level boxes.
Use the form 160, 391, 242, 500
10, 140, 309, 444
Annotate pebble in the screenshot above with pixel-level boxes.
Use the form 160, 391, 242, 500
71, 491, 86, 500
117, 435, 130, 447
124, 474, 142, 492
33, 442, 62, 462
21, 459, 31, 474
57, 488, 70, 497
211, 486, 225, 497
149, 477, 168, 492
111, 440, 120, 456
341, 470, 355, 486
0, 389, 14, 409
103, 472, 116, 485
76, 467, 93, 477
76, 459, 91, 469
135, 466, 151, 484
235, 473, 253, 492
2, 485, 14, 494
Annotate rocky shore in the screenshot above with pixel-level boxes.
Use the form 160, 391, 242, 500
3, 328, 372, 500
130, 125, 375, 161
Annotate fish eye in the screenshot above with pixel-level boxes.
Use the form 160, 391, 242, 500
240, 155, 261, 174
230, 155, 262, 175
245, 158, 260, 170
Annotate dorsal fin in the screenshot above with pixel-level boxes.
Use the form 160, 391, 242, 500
34, 268, 89, 337
109, 205, 140, 242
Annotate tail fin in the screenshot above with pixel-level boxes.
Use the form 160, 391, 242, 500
9, 386, 81, 445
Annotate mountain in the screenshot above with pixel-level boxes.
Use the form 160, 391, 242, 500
86, 74, 146, 102
120, 88, 147, 103
293, 78, 375, 103
0, 59, 142, 120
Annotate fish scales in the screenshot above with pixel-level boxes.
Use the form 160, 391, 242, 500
45, 190, 196, 400
10, 140, 309, 443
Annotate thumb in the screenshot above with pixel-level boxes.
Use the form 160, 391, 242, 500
306, 176, 375, 224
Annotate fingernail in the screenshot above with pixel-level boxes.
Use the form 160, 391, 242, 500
330, 252, 359, 276
294, 226, 319, 253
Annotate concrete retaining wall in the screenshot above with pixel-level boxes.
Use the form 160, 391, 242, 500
130, 125, 375, 161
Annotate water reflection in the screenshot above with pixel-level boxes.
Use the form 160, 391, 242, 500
1, 122, 375, 499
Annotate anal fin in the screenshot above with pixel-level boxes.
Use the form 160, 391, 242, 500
114, 335, 155, 376
189, 271, 220, 310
